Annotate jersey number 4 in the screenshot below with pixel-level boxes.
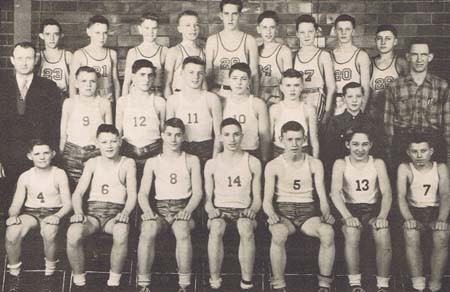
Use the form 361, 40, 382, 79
227, 176, 242, 187
37, 192, 45, 203
355, 179, 369, 191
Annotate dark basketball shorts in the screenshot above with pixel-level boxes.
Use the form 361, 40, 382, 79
121, 139, 162, 171
406, 206, 449, 231
155, 198, 190, 225
342, 203, 379, 228
275, 201, 319, 229
182, 139, 214, 164
86, 201, 124, 230
22, 207, 61, 223
61, 142, 100, 183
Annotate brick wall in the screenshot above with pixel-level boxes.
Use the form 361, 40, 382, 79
1, 0, 450, 80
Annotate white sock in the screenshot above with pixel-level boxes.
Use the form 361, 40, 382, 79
376, 276, 390, 288
73, 273, 86, 286
411, 277, 426, 291
7, 262, 22, 277
428, 280, 442, 292
137, 274, 151, 287
178, 272, 191, 288
209, 277, 222, 289
107, 271, 122, 287
348, 274, 362, 287
44, 258, 58, 276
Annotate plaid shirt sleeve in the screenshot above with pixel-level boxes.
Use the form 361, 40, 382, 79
384, 82, 395, 149
442, 80, 450, 158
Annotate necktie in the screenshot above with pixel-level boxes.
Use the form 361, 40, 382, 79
17, 79, 27, 115
19, 78, 28, 99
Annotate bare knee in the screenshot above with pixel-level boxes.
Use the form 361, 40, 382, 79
270, 225, 289, 246
343, 226, 361, 247
433, 230, 449, 249
373, 228, 391, 249
41, 224, 59, 242
139, 221, 159, 242
208, 220, 226, 240
113, 223, 129, 245
404, 229, 421, 248
237, 218, 255, 240
173, 222, 191, 242
66, 224, 85, 247
318, 224, 335, 247
5, 226, 25, 245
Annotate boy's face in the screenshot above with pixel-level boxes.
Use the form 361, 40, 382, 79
407, 142, 433, 167
220, 4, 241, 30
139, 19, 158, 42
183, 63, 205, 89
280, 77, 303, 101
296, 22, 316, 47
87, 23, 108, 47
178, 15, 199, 41
346, 133, 372, 160
132, 67, 155, 92
376, 30, 397, 54
229, 69, 250, 94
76, 71, 97, 97
280, 130, 305, 154
344, 87, 363, 113
162, 126, 184, 151
27, 145, 54, 169
11, 46, 36, 76
97, 132, 121, 158
336, 21, 354, 44
257, 18, 277, 43
407, 44, 432, 74
39, 25, 62, 49
220, 124, 243, 151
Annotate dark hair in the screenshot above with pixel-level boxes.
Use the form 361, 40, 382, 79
344, 126, 372, 143
229, 62, 251, 78
376, 24, 397, 38
257, 10, 279, 25
96, 124, 119, 137
281, 121, 305, 136
177, 10, 198, 25
140, 12, 159, 25
407, 132, 433, 149
28, 138, 52, 153
282, 68, 303, 79
88, 15, 109, 29
342, 82, 364, 96
334, 14, 356, 28
408, 37, 431, 52
75, 66, 98, 78
295, 14, 318, 31
132, 59, 156, 74
40, 18, 62, 33
220, 118, 242, 132
164, 118, 186, 134
14, 41, 36, 54
182, 56, 206, 69
220, 0, 243, 13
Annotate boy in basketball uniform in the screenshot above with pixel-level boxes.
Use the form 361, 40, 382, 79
397, 135, 450, 292
164, 10, 206, 97
264, 121, 335, 292
122, 13, 168, 96
136, 118, 202, 292
204, 117, 262, 292
205, 0, 259, 97
60, 66, 112, 186
294, 15, 335, 123
270, 69, 319, 159
116, 59, 165, 179
256, 10, 292, 105
66, 124, 137, 292
332, 14, 371, 115
330, 127, 393, 292
70, 15, 120, 102
166, 56, 222, 164
38, 18, 72, 102
223, 62, 270, 163
5, 139, 71, 292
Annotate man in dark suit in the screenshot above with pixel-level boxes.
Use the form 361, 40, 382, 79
0, 41, 60, 211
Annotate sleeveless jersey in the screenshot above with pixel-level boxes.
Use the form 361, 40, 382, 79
212, 32, 249, 86
294, 49, 325, 90
408, 162, 439, 207
370, 55, 399, 94
89, 157, 127, 205
24, 166, 63, 208
134, 45, 164, 89
66, 97, 104, 147
258, 44, 284, 101
342, 156, 379, 204
122, 94, 161, 147
223, 95, 259, 151
81, 48, 113, 100
172, 44, 205, 92
273, 101, 308, 148
154, 152, 192, 200
39, 50, 70, 94
275, 155, 314, 203
174, 90, 213, 142
213, 152, 252, 208
332, 48, 362, 94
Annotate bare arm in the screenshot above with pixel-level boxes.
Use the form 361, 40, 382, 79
397, 164, 414, 221
165, 94, 177, 119
122, 49, 136, 97
262, 161, 276, 215
205, 35, 217, 89
255, 99, 271, 164
246, 35, 260, 96
69, 50, 83, 99
357, 50, 372, 111
208, 92, 223, 157
184, 155, 203, 213
53, 169, 73, 218
164, 47, 178, 98
102, 99, 113, 125
329, 159, 353, 219
110, 50, 121, 102
437, 164, 450, 222
312, 158, 333, 222
268, 104, 278, 144
115, 97, 126, 137
155, 96, 166, 133
278, 45, 293, 73
8, 174, 27, 217
249, 156, 262, 213
307, 104, 320, 158
374, 159, 392, 219
71, 159, 95, 214
137, 158, 156, 216
59, 99, 71, 152
320, 51, 336, 119
204, 159, 218, 216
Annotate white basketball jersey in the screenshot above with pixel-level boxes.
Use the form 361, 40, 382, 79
154, 152, 192, 200
89, 157, 127, 205
81, 48, 113, 100
39, 50, 70, 94
294, 49, 325, 90
273, 101, 308, 148
370, 55, 399, 94
332, 48, 362, 94
408, 162, 439, 207
342, 156, 379, 204
172, 44, 205, 92
258, 44, 284, 101
24, 167, 63, 208
134, 45, 164, 89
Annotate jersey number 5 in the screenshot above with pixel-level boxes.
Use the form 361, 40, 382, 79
293, 179, 301, 190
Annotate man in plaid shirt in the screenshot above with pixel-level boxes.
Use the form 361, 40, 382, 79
384, 38, 450, 172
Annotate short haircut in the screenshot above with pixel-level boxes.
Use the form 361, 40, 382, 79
408, 132, 433, 149
88, 15, 109, 28
376, 24, 397, 38
40, 18, 62, 33
344, 126, 372, 143
295, 14, 318, 31
28, 138, 52, 153
281, 68, 303, 80
14, 41, 36, 53
408, 37, 431, 52
75, 66, 98, 78
177, 10, 198, 25
342, 82, 364, 96
220, 118, 242, 132
140, 12, 159, 25
334, 14, 356, 28
229, 62, 251, 78
164, 118, 186, 134
257, 10, 279, 25
220, 0, 243, 12
182, 56, 206, 69
281, 121, 305, 136
96, 124, 119, 137
132, 59, 156, 74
